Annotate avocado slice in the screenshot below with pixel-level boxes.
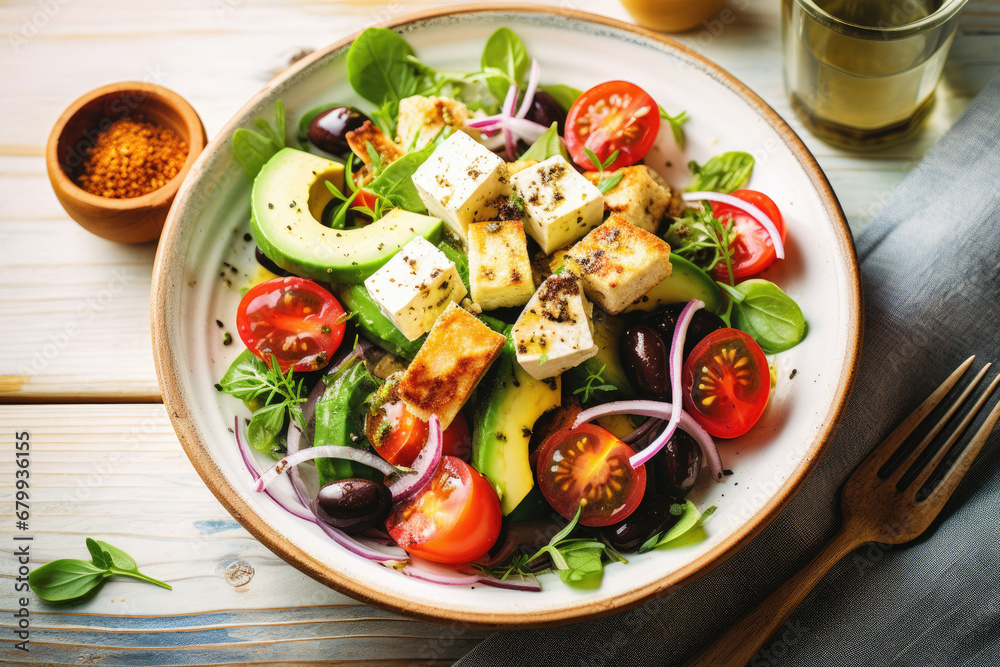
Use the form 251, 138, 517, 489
563, 308, 635, 404
250, 148, 443, 284
473, 331, 561, 515
624, 253, 723, 314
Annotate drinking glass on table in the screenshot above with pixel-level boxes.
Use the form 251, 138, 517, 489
781, 0, 969, 149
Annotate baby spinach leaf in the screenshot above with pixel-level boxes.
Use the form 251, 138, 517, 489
556, 541, 606, 583
638, 502, 716, 552
686, 151, 754, 194
538, 84, 582, 111
481, 27, 529, 101
518, 122, 568, 162
722, 279, 807, 353
232, 100, 287, 181
346, 28, 419, 109
366, 141, 438, 214
246, 402, 286, 452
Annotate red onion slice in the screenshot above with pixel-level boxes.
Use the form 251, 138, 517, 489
404, 557, 542, 591
629, 299, 703, 468
573, 399, 725, 482
315, 521, 408, 563
234, 418, 318, 521
255, 444, 395, 492
683, 191, 785, 260
515, 59, 541, 119
502, 84, 518, 160
477, 574, 542, 592
388, 414, 443, 502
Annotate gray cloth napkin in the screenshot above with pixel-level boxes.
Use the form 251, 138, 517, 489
456, 73, 1000, 667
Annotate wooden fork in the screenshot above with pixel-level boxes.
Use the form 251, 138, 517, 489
685, 355, 1000, 667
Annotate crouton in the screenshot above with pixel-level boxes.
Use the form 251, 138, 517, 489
562, 214, 672, 315
396, 96, 471, 150
584, 165, 683, 233
468, 220, 535, 310
346, 120, 403, 174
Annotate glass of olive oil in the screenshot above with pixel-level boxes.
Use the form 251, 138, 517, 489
782, 0, 968, 149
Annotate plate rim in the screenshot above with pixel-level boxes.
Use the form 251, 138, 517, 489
150, 2, 863, 627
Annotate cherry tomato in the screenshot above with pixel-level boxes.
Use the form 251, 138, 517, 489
353, 188, 379, 212
536, 424, 646, 527
372, 405, 471, 467
386, 456, 502, 565
565, 81, 660, 172
710, 190, 787, 280
236, 277, 345, 372
682, 328, 769, 439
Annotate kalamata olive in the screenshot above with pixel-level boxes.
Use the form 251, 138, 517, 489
652, 429, 703, 498
621, 324, 671, 400
254, 246, 291, 277
524, 91, 567, 135
307, 106, 369, 154
601, 461, 680, 552
645, 303, 726, 360
312, 478, 392, 533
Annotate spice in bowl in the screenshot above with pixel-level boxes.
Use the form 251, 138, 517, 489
75, 116, 189, 199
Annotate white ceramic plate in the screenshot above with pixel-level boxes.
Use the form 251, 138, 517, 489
152, 5, 861, 626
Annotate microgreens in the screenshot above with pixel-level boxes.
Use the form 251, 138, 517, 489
583, 147, 624, 194
659, 105, 689, 147
523, 505, 625, 584
572, 364, 618, 403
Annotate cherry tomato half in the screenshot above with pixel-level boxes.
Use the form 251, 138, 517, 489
372, 404, 471, 467
236, 277, 345, 372
386, 456, 502, 565
353, 188, 379, 212
682, 328, 769, 439
710, 190, 787, 280
537, 424, 646, 527
565, 81, 661, 172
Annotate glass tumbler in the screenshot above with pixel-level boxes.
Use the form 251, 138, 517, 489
782, 0, 968, 149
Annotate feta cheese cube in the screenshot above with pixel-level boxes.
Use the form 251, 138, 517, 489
411, 132, 511, 244
363, 236, 468, 341
512, 274, 599, 380
399, 302, 507, 429
396, 96, 471, 151
510, 155, 604, 255
563, 215, 672, 315
583, 165, 683, 233
467, 220, 535, 310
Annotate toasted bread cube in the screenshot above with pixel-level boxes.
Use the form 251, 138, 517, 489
398, 302, 506, 428
467, 220, 534, 310
562, 215, 672, 315
512, 274, 598, 380
584, 166, 682, 233
396, 96, 471, 150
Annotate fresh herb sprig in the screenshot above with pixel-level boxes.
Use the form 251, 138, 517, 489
219, 351, 307, 454
659, 106, 689, 147
583, 147, 624, 194
473, 553, 533, 581
572, 364, 618, 403
28, 539, 171, 603
671, 203, 737, 287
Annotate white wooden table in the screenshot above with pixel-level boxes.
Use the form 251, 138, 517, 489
1, 1, 997, 663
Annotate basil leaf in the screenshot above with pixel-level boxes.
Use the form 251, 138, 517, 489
247, 402, 286, 452
93, 540, 138, 572
346, 28, 419, 108
86, 538, 109, 569
538, 84, 582, 112
481, 27, 529, 101
685, 151, 755, 194
28, 559, 109, 602
518, 122, 568, 162
729, 279, 807, 353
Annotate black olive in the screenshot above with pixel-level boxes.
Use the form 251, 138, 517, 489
651, 429, 703, 498
644, 303, 726, 360
307, 107, 370, 155
312, 478, 392, 534
254, 246, 291, 277
621, 324, 671, 400
524, 91, 567, 135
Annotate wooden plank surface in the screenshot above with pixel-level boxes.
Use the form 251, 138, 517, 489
0, 404, 490, 665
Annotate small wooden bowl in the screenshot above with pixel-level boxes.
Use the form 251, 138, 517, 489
46, 82, 207, 244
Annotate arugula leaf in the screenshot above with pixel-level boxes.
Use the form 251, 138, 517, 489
718, 279, 807, 353
538, 84, 582, 112
686, 151, 754, 194
346, 28, 419, 109
481, 27, 530, 101
659, 105, 689, 147
29, 540, 171, 603
231, 100, 286, 181
518, 122, 568, 162
638, 502, 716, 553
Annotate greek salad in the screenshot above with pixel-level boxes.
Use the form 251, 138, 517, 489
219, 27, 807, 590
